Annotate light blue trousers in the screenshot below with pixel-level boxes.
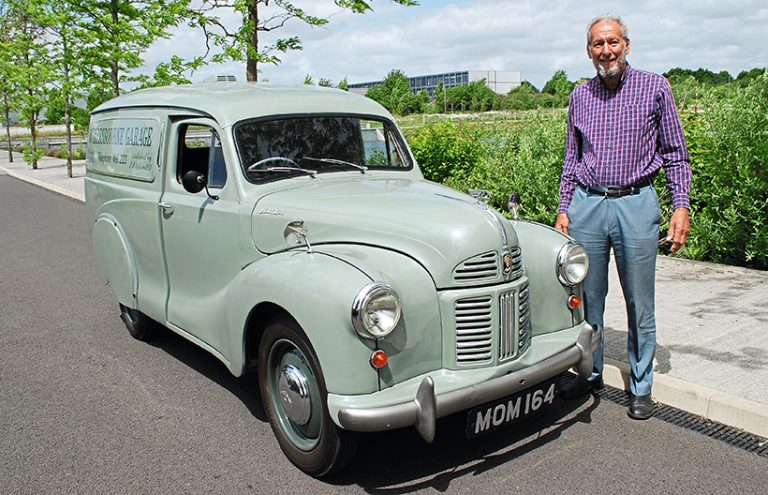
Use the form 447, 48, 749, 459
567, 185, 660, 396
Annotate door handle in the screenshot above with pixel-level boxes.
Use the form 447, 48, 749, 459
158, 202, 174, 213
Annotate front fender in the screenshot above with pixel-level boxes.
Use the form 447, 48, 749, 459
319, 245, 442, 390
511, 220, 585, 335
224, 249, 379, 395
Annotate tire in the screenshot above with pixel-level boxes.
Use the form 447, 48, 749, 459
258, 316, 359, 477
119, 304, 153, 341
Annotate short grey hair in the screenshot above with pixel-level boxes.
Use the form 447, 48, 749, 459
587, 14, 629, 43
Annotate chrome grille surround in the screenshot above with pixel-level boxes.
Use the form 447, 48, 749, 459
451, 279, 531, 366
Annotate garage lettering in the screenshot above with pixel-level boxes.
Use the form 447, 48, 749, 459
90, 126, 153, 147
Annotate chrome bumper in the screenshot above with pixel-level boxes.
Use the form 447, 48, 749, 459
337, 323, 600, 442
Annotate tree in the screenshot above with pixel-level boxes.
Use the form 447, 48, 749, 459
365, 69, 414, 114
542, 69, 574, 97
664, 67, 733, 85
505, 81, 537, 110
190, 0, 417, 82
445, 79, 498, 112
515, 80, 539, 93
71, 0, 192, 97
735, 67, 767, 87
133, 55, 205, 90
0, 3, 21, 162
5, 0, 53, 169
337, 76, 349, 91
39, 0, 94, 177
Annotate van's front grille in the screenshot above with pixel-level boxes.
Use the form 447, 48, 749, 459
455, 285, 530, 365
455, 296, 493, 363
452, 248, 525, 285
452, 252, 498, 283
506, 247, 524, 281
498, 291, 516, 360
517, 283, 531, 353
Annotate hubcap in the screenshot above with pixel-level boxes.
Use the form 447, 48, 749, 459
278, 364, 312, 425
267, 339, 323, 451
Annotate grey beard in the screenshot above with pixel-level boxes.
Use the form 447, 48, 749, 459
597, 64, 622, 78
594, 51, 627, 79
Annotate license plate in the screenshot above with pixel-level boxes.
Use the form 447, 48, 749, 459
465, 378, 558, 438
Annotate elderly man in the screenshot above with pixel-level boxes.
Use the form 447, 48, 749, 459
555, 15, 692, 419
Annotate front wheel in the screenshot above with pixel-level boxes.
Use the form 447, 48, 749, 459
258, 316, 358, 476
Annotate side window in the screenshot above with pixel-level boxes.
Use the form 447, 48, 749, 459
176, 125, 227, 189
360, 119, 409, 168
207, 134, 227, 188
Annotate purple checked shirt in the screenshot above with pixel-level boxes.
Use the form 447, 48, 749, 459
558, 66, 692, 212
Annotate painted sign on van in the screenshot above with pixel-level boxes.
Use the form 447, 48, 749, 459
86, 118, 160, 181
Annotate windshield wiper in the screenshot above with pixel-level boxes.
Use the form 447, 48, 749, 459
303, 156, 367, 174
247, 166, 317, 178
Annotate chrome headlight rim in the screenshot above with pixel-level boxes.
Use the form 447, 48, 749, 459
557, 242, 589, 286
351, 282, 402, 340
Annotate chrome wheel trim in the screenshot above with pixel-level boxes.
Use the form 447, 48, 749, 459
267, 339, 323, 451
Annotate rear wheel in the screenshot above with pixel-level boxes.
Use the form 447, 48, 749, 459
119, 304, 153, 341
258, 316, 358, 476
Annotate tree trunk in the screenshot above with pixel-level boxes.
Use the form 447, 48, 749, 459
246, 2, 259, 82
62, 36, 74, 178
111, 0, 120, 96
3, 95, 12, 163
65, 96, 73, 178
29, 110, 37, 170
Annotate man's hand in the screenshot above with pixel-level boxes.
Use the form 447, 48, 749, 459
666, 207, 690, 253
555, 212, 569, 235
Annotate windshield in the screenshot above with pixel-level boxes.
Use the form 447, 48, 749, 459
234, 115, 412, 182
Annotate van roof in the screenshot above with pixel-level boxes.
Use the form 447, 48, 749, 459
92, 83, 391, 125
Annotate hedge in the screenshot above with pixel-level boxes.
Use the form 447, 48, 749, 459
404, 72, 768, 270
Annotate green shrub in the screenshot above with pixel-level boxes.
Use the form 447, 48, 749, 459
451, 112, 567, 223
22, 144, 44, 166
405, 120, 487, 183
678, 72, 768, 268
58, 143, 87, 160
402, 74, 768, 270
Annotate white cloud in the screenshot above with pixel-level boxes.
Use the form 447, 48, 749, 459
140, 0, 767, 90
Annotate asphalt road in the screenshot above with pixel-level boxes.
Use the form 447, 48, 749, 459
1, 173, 767, 495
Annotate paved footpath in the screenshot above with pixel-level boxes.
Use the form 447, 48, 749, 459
2, 150, 767, 438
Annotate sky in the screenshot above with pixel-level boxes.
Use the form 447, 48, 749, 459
142, 0, 767, 91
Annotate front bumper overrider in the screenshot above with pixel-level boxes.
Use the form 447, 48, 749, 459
335, 323, 600, 442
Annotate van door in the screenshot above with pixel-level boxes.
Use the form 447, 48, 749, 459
159, 118, 240, 355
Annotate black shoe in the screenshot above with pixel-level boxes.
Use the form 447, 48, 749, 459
560, 375, 603, 400
628, 394, 654, 420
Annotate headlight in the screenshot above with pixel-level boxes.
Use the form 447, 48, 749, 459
557, 243, 589, 286
351, 282, 401, 339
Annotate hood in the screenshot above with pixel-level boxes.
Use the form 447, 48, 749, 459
251, 177, 520, 289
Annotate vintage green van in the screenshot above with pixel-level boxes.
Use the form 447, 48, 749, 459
85, 82, 598, 476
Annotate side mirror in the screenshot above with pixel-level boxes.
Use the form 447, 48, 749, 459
182, 170, 219, 200
182, 170, 207, 194
508, 192, 521, 220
